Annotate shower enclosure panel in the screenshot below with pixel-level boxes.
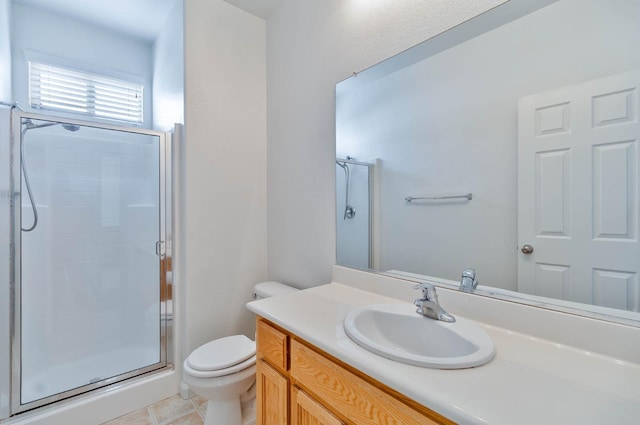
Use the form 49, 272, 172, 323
7, 112, 171, 415
336, 159, 373, 270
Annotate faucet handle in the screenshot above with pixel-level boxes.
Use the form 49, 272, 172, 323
413, 282, 437, 301
460, 268, 479, 292
462, 268, 476, 279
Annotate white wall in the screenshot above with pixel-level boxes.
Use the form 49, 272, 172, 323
11, 3, 153, 126
336, 0, 640, 290
153, 0, 184, 131
182, 0, 267, 354
266, 0, 507, 287
0, 0, 10, 103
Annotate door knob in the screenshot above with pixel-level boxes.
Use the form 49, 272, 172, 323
521, 244, 534, 254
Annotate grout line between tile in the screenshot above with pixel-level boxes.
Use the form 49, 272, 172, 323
147, 406, 159, 425
190, 399, 205, 420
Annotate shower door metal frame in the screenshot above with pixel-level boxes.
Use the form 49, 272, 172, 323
0, 107, 12, 421
8, 111, 173, 415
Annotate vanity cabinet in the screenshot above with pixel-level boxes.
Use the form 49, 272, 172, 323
255, 317, 455, 425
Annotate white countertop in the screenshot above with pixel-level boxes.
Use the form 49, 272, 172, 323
246, 282, 640, 425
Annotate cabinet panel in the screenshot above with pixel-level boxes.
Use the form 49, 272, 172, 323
256, 359, 288, 425
290, 339, 453, 425
291, 386, 343, 425
257, 318, 288, 371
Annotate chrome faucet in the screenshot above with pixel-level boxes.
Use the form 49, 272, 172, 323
459, 268, 479, 293
413, 283, 455, 323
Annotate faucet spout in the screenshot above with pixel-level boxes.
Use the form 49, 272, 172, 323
413, 283, 455, 323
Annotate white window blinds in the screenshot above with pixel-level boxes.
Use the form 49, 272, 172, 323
29, 62, 144, 124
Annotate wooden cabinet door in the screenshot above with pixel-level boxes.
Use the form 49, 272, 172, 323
291, 386, 343, 425
257, 319, 288, 372
256, 359, 288, 425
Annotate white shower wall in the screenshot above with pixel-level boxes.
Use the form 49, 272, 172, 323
19, 127, 160, 403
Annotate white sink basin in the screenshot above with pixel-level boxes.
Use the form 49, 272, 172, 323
343, 304, 495, 369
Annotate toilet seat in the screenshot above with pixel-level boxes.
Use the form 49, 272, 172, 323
184, 355, 256, 378
184, 335, 257, 378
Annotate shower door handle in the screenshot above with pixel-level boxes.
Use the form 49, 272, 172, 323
156, 240, 164, 257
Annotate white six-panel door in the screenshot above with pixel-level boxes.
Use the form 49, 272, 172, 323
518, 70, 639, 311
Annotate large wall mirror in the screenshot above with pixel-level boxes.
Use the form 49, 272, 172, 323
335, 0, 640, 325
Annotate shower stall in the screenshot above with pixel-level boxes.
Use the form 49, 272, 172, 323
335, 158, 373, 270
0, 109, 173, 418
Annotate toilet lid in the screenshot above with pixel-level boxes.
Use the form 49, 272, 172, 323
187, 335, 256, 371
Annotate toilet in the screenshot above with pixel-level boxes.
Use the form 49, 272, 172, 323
182, 281, 298, 425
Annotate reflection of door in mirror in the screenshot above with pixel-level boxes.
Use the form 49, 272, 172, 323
518, 69, 640, 311
336, 159, 374, 270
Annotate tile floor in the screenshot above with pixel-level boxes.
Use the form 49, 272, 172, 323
102, 394, 207, 425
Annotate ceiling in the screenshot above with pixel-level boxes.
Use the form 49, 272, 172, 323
13, 0, 285, 43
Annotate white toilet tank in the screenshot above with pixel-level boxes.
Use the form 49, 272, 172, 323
252, 281, 298, 300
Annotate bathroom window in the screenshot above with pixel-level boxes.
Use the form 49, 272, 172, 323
29, 62, 144, 123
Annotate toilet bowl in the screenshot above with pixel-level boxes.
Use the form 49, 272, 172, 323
182, 282, 298, 425
183, 335, 256, 425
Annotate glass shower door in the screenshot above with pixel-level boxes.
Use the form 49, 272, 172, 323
13, 115, 168, 411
